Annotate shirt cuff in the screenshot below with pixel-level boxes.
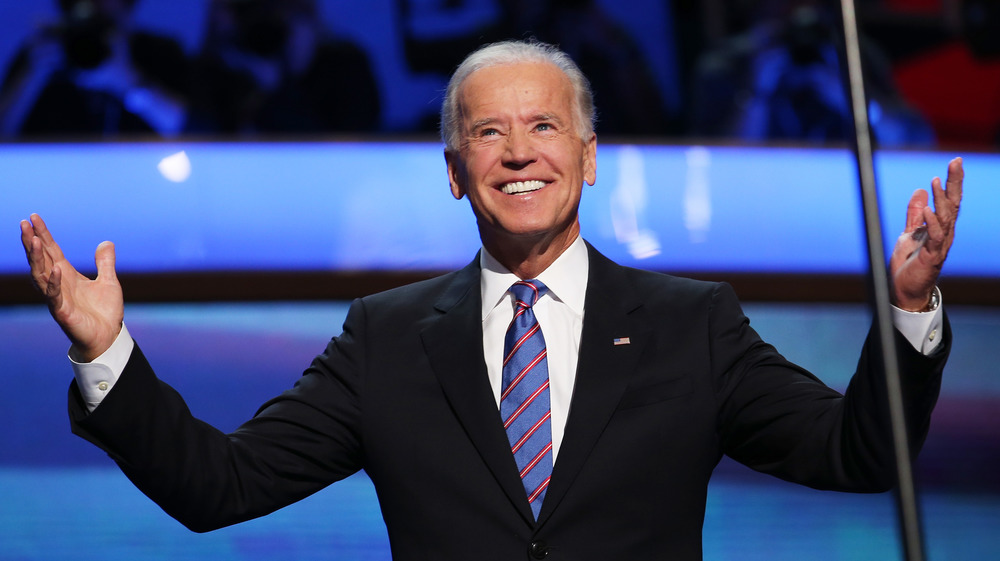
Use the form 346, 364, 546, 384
891, 286, 944, 355
69, 323, 134, 413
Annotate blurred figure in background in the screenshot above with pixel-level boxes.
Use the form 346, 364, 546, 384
691, 1, 935, 147
523, 0, 675, 136
190, 0, 381, 135
0, 0, 191, 139
399, 0, 673, 135
886, 0, 1000, 148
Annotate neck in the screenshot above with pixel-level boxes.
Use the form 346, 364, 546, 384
483, 228, 578, 280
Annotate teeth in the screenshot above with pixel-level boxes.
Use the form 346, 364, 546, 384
501, 180, 545, 194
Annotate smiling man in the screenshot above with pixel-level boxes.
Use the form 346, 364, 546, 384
21, 40, 963, 560
444, 51, 596, 280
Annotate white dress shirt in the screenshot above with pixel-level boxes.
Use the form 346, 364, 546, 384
71, 236, 946, 460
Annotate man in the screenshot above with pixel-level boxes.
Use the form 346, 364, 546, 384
21, 40, 962, 560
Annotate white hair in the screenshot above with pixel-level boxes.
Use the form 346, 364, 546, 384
440, 39, 596, 152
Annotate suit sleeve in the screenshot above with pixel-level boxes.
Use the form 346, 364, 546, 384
68, 299, 371, 532
709, 283, 947, 492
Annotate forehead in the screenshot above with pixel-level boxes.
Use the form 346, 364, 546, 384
457, 61, 575, 123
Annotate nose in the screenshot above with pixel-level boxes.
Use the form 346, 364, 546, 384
502, 129, 537, 168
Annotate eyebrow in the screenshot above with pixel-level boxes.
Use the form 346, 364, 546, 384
469, 113, 564, 132
469, 118, 499, 132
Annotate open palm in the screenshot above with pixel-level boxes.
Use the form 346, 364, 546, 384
21, 214, 124, 362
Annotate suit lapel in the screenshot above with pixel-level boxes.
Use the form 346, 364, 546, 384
420, 257, 536, 525
538, 245, 650, 525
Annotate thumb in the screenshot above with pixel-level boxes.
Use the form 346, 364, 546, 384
94, 241, 118, 282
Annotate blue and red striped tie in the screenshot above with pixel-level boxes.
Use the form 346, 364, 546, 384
501, 279, 552, 520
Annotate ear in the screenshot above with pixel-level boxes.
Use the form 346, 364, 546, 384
583, 133, 597, 186
445, 149, 466, 200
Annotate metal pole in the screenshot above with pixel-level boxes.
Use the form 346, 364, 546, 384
837, 1, 926, 560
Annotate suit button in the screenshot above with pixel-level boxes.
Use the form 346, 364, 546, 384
529, 540, 549, 559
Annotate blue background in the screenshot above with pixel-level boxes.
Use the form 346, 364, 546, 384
2, 142, 996, 276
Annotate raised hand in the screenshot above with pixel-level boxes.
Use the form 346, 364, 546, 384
20, 214, 124, 362
889, 157, 964, 312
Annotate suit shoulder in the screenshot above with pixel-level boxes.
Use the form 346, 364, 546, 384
357, 268, 470, 315
616, 263, 729, 305
586, 242, 729, 305
624, 266, 718, 290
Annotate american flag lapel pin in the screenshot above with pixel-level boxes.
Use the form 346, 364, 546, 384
613, 337, 631, 346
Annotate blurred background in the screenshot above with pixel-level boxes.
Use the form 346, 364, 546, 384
0, 0, 998, 145
1, 0, 998, 559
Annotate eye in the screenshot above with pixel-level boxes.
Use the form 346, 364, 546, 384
535, 123, 553, 132
480, 127, 500, 137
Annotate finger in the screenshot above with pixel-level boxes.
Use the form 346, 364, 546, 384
921, 205, 945, 254
20, 219, 35, 255
47, 262, 64, 312
932, 159, 963, 226
905, 189, 929, 233
930, 176, 949, 222
944, 157, 964, 206
94, 241, 118, 283
21, 220, 48, 286
27, 213, 66, 262
28, 236, 53, 290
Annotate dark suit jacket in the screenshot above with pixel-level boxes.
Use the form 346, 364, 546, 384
69, 244, 948, 560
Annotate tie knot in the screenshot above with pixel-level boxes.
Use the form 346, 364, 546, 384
510, 279, 547, 308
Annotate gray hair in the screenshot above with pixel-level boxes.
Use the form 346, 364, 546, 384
440, 39, 596, 152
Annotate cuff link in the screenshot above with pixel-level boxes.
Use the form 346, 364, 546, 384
925, 287, 941, 313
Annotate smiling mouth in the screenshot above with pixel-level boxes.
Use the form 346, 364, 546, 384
501, 180, 546, 194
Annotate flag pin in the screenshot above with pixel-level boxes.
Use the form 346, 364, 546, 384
613, 337, 631, 346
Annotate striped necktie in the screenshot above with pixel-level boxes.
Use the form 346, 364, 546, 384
501, 279, 552, 520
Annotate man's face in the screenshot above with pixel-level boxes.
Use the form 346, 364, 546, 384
446, 61, 597, 254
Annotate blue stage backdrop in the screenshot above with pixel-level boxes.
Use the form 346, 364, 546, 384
2, 142, 995, 277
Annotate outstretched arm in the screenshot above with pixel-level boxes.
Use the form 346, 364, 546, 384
890, 157, 964, 312
20, 213, 123, 361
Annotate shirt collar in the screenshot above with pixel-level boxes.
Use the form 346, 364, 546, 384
480, 236, 589, 320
